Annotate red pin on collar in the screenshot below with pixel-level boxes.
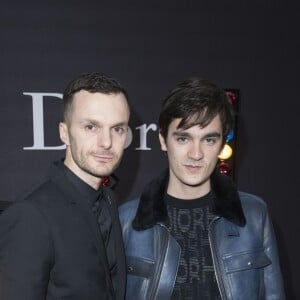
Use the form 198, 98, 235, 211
101, 176, 110, 187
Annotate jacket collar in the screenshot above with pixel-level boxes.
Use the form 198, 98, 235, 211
132, 169, 246, 230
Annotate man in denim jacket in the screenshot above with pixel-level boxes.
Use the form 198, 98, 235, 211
119, 77, 285, 299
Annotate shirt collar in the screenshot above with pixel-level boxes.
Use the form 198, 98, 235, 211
62, 164, 102, 206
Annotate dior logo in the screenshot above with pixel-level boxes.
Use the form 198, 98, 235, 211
22, 92, 158, 151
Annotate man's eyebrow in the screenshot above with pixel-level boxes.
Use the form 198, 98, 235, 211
202, 132, 222, 139
81, 119, 128, 127
172, 131, 221, 138
172, 131, 191, 137
80, 119, 98, 125
112, 122, 128, 127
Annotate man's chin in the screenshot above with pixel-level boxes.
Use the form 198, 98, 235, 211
85, 159, 121, 178
183, 177, 208, 187
85, 166, 114, 179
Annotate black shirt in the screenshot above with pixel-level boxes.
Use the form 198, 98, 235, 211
165, 191, 221, 300
63, 164, 116, 277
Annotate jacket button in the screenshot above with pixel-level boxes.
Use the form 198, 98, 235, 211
247, 261, 253, 266
127, 266, 134, 272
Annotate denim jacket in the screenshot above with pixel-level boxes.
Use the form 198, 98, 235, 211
119, 170, 285, 300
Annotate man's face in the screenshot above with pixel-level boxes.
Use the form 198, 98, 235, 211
60, 90, 130, 189
159, 114, 223, 199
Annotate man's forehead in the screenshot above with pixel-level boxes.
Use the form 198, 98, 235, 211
170, 115, 222, 131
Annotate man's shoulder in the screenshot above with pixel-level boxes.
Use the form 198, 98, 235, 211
16, 161, 68, 206
0, 164, 71, 225
238, 191, 268, 211
118, 199, 139, 223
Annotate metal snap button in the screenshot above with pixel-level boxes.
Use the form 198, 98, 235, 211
127, 266, 134, 272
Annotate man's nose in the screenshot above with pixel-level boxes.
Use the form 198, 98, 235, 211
97, 129, 112, 149
188, 142, 203, 160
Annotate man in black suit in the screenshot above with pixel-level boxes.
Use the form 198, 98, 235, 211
0, 72, 130, 300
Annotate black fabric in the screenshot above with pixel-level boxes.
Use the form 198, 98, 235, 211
132, 169, 246, 231
0, 201, 12, 214
166, 192, 221, 300
0, 160, 126, 300
64, 165, 116, 274
91, 192, 116, 274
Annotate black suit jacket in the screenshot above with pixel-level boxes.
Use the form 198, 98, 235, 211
0, 161, 126, 300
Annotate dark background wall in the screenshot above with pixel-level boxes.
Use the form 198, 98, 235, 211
0, 1, 299, 298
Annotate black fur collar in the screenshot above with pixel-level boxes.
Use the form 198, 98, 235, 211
132, 169, 246, 230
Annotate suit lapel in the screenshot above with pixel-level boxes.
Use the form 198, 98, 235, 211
48, 161, 125, 299
48, 163, 111, 278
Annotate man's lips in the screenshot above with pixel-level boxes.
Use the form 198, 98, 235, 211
91, 153, 114, 161
184, 163, 203, 168
184, 164, 203, 171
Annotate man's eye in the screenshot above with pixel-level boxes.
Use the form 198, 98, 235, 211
85, 124, 96, 131
177, 137, 188, 143
113, 126, 125, 134
205, 138, 216, 144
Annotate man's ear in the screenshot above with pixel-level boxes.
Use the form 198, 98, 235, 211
59, 122, 70, 146
159, 132, 167, 152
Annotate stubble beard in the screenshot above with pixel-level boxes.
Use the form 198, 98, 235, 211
78, 150, 123, 179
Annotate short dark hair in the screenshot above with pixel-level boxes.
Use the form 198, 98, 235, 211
63, 72, 128, 122
158, 77, 234, 142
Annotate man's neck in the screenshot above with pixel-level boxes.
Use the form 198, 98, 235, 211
167, 179, 211, 200
63, 160, 101, 191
